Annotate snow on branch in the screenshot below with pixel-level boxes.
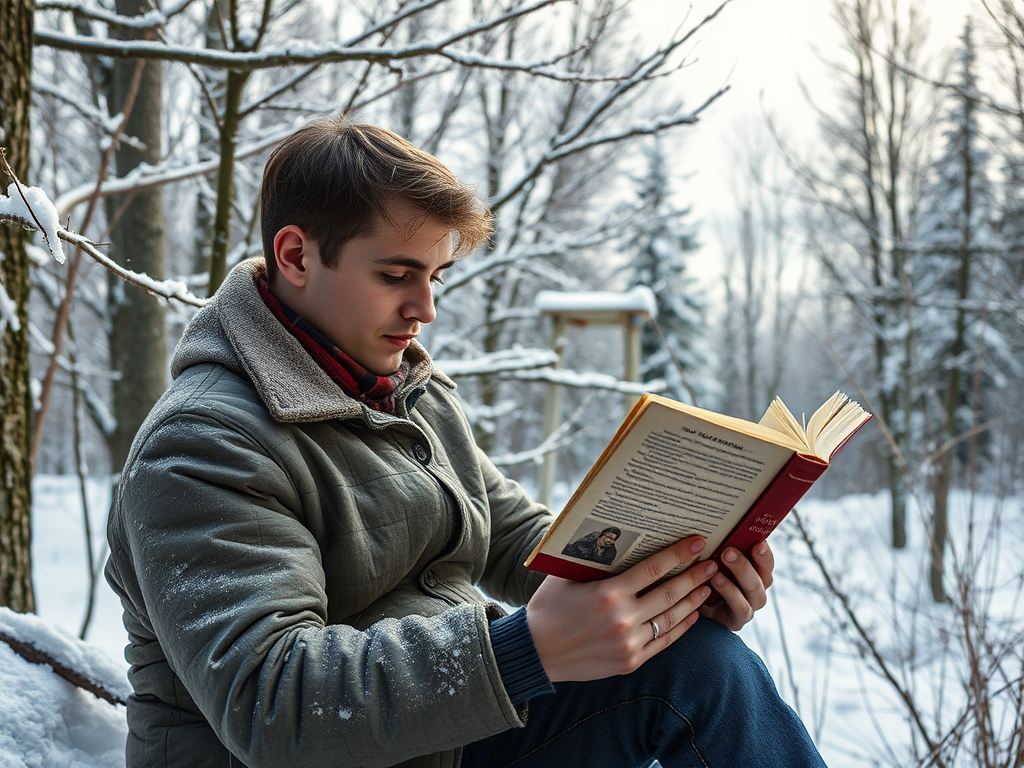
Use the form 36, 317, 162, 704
547, 97, 727, 160
487, 397, 616, 468
491, 86, 729, 211
35, 0, 610, 83
0, 178, 207, 308
488, 0, 734, 212
435, 347, 559, 376
434, 344, 664, 394
33, 33, 619, 84
487, 415, 577, 468
437, 230, 614, 298
32, 80, 146, 150
35, 0, 194, 30
0, 174, 65, 264
342, 0, 450, 48
58, 226, 206, 307
510, 368, 665, 394
54, 119, 303, 214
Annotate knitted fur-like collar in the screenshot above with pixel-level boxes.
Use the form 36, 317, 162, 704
170, 258, 451, 423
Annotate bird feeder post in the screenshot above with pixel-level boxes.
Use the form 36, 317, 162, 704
533, 288, 656, 510
623, 313, 642, 413
537, 314, 567, 508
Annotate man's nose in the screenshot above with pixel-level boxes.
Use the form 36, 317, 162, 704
401, 281, 436, 324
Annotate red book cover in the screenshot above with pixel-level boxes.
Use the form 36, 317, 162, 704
526, 552, 609, 582
704, 452, 827, 605
524, 392, 871, 605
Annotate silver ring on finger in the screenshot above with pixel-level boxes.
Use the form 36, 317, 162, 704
649, 619, 661, 642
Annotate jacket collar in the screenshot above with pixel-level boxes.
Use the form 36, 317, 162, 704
171, 258, 450, 423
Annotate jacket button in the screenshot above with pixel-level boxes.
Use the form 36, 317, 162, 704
423, 570, 438, 588
412, 443, 429, 464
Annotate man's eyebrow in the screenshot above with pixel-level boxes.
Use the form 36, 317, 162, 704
374, 256, 456, 271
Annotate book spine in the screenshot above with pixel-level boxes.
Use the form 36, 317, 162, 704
526, 552, 612, 582
705, 452, 827, 607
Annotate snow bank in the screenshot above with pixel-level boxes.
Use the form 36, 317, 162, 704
0, 607, 127, 768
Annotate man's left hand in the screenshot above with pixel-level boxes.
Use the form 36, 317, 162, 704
698, 541, 774, 631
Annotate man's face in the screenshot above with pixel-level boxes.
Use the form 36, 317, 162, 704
295, 199, 454, 375
597, 532, 618, 548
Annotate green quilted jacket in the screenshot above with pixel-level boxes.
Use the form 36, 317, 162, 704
104, 258, 552, 768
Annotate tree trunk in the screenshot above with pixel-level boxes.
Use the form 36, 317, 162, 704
850, 0, 909, 548
105, 0, 168, 472
0, 0, 36, 612
473, 67, 513, 455
207, 68, 248, 295
931, 52, 976, 603
194, 0, 229, 280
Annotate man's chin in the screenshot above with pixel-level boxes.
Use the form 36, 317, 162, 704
364, 353, 403, 377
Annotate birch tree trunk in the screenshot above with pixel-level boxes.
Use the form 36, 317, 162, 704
0, 0, 36, 612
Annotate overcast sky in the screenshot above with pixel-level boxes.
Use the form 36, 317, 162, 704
625, 0, 981, 281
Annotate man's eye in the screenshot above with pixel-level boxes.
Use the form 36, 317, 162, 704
431, 274, 445, 286
382, 273, 407, 284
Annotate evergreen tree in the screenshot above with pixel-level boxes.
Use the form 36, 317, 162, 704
998, 145, 1024, 292
625, 139, 706, 404
913, 20, 1013, 600
914, 20, 1009, 443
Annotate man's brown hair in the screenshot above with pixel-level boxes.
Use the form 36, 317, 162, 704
260, 115, 493, 281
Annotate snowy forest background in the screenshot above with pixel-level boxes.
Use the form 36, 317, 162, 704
1, 0, 1024, 765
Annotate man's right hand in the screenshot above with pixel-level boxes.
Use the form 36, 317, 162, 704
525, 536, 717, 683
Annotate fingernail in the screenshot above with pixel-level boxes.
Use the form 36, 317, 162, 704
756, 541, 768, 555
700, 586, 711, 600
690, 538, 706, 554
713, 573, 726, 586
704, 561, 717, 576
723, 549, 738, 563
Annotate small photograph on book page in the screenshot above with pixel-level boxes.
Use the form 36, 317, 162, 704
560, 517, 642, 568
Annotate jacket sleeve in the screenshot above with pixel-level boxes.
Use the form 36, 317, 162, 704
108, 409, 526, 768
475, 446, 553, 607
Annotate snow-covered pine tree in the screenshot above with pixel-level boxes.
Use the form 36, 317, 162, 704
913, 20, 1012, 600
624, 138, 706, 404
994, 124, 1024, 491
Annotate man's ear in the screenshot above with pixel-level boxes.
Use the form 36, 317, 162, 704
273, 225, 315, 289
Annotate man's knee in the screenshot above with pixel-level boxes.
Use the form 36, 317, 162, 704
646, 617, 774, 696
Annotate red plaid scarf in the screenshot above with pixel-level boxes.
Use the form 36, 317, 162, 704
256, 273, 407, 414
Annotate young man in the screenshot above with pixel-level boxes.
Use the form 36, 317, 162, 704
105, 116, 827, 768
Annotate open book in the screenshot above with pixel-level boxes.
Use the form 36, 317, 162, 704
525, 391, 870, 599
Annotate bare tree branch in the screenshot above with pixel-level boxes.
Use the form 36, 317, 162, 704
889, 58, 1024, 120
491, 85, 728, 211
36, 0, 196, 30
1, 212, 207, 307
30, 79, 146, 149
53, 121, 300, 213
791, 510, 945, 766
34, 0, 589, 78
343, 0, 450, 49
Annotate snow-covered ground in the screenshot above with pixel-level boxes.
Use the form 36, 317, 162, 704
5, 475, 1022, 767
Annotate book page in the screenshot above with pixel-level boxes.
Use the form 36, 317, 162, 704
531, 400, 797, 575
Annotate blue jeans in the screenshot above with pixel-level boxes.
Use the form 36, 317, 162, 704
462, 617, 827, 768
